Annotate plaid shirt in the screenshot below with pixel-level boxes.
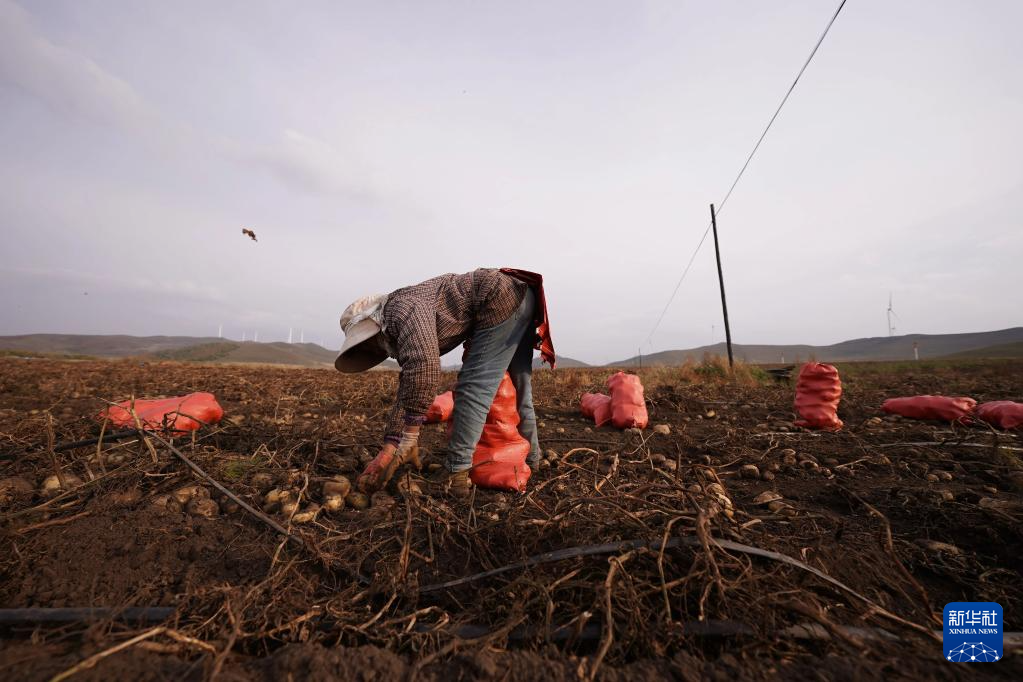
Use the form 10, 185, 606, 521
381, 269, 526, 443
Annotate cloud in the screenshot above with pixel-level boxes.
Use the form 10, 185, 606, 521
219, 128, 373, 197
0, 265, 228, 304
0, 0, 163, 134
0, 0, 367, 197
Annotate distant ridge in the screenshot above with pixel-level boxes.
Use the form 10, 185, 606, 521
0, 334, 344, 368
611, 327, 1023, 366
0, 334, 228, 357
442, 356, 590, 372
534, 356, 589, 369
942, 341, 1023, 359
2, 328, 1021, 368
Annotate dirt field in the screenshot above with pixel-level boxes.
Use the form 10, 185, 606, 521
1, 357, 1021, 680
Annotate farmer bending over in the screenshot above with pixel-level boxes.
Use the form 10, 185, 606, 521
334, 268, 555, 497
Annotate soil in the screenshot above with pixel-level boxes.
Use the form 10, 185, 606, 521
1, 357, 1021, 680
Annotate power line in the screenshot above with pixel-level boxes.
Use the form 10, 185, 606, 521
645, 0, 849, 345
646, 223, 712, 344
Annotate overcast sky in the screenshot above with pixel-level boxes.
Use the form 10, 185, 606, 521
1, 0, 1020, 364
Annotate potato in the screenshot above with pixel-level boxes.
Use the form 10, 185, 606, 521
346, 492, 369, 510
280, 500, 300, 517
740, 464, 760, 480
40, 473, 84, 496
265, 488, 293, 506
187, 497, 219, 518
151, 494, 183, 513
322, 475, 352, 500
110, 488, 143, 506
323, 495, 345, 512
292, 504, 320, 524
172, 485, 209, 506
753, 491, 783, 505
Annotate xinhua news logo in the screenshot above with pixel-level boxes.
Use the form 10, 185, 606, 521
943, 602, 1002, 662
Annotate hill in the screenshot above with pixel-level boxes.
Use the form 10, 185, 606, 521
534, 356, 589, 369
0, 334, 225, 357
0, 334, 345, 368
443, 356, 589, 371
154, 341, 342, 367
942, 341, 1023, 359
5, 328, 1022, 368
611, 327, 1023, 366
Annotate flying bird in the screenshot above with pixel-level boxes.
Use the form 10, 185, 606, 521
242, 228, 257, 242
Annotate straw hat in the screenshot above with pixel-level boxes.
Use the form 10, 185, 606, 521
335, 295, 389, 373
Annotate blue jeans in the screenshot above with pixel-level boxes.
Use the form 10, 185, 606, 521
447, 287, 540, 472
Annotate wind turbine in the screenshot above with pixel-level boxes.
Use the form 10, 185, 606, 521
886, 293, 900, 337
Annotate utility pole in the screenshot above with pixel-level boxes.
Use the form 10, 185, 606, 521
638, 347, 643, 370
710, 204, 734, 369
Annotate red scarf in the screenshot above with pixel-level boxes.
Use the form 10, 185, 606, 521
501, 268, 556, 369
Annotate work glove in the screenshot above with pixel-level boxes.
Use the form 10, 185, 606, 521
357, 431, 422, 493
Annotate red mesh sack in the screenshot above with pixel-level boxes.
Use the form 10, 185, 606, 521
426, 391, 454, 423
975, 401, 1023, 430
580, 393, 613, 427
102, 392, 224, 433
793, 363, 843, 430
881, 395, 977, 423
469, 373, 531, 492
607, 372, 648, 429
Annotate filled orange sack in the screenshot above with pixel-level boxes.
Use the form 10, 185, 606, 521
469, 373, 531, 492
607, 372, 648, 429
975, 401, 1023, 430
881, 395, 976, 423
426, 391, 454, 423
102, 392, 224, 433
793, 363, 843, 430
580, 393, 613, 427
